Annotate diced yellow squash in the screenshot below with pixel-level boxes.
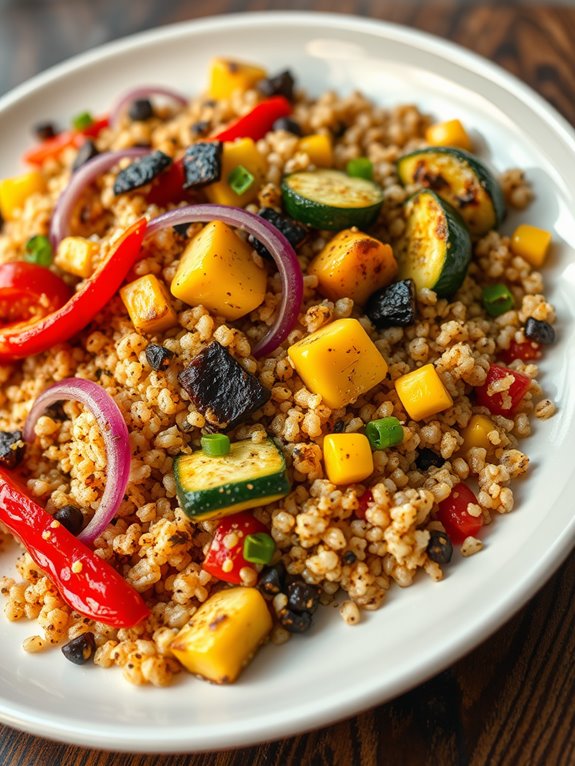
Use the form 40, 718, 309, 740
323, 433, 374, 485
288, 318, 388, 409
120, 274, 178, 335
298, 134, 333, 168
204, 138, 267, 207
170, 221, 266, 320
54, 236, 99, 278
461, 414, 495, 452
208, 58, 267, 100
395, 364, 453, 421
309, 228, 397, 305
425, 119, 472, 151
170, 587, 272, 684
0, 170, 45, 220
510, 224, 552, 269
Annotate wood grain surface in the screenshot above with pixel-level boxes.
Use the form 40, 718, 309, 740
1, 1, 574, 764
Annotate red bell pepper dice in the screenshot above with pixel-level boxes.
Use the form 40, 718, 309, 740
146, 159, 187, 207
0, 218, 147, 362
0, 262, 71, 326
500, 339, 541, 365
475, 364, 531, 416
355, 490, 373, 520
23, 116, 109, 166
203, 511, 269, 584
212, 96, 292, 142
0, 468, 150, 627
436, 483, 483, 544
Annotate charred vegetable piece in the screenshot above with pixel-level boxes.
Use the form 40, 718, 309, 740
0, 430, 25, 469
287, 581, 320, 614
145, 343, 174, 371
128, 98, 154, 121
258, 69, 295, 101
178, 341, 270, 429
247, 207, 308, 260
397, 147, 506, 236
33, 122, 59, 141
72, 139, 99, 172
524, 317, 555, 345
61, 632, 96, 665
365, 279, 416, 328
257, 561, 287, 597
415, 448, 445, 471
53, 505, 85, 536
396, 189, 472, 298
113, 150, 172, 195
272, 117, 302, 135
278, 608, 312, 633
174, 437, 290, 520
426, 529, 453, 564
182, 141, 223, 188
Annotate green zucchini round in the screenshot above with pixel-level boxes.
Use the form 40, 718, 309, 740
281, 169, 384, 230
396, 189, 472, 297
396, 146, 506, 236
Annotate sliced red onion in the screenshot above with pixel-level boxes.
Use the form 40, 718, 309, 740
110, 86, 188, 128
50, 148, 149, 248
146, 205, 304, 357
23, 378, 131, 545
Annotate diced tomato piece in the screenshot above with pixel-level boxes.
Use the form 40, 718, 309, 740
355, 490, 373, 520
500, 339, 541, 364
202, 511, 268, 584
436, 483, 483, 544
475, 364, 531, 416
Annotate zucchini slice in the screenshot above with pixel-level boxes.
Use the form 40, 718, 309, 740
174, 438, 290, 521
281, 169, 384, 230
397, 147, 506, 236
396, 189, 472, 298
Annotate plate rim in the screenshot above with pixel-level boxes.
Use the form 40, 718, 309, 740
0, 10, 574, 753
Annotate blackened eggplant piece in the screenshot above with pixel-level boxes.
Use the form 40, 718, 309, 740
128, 98, 154, 121
113, 151, 172, 195
0, 430, 25, 469
524, 317, 556, 345
72, 139, 99, 172
182, 142, 223, 189
365, 279, 416, 328
415, 448, 445, 471
248, 207, 308, 260
178, 342, 270, 429
258, 70, 295, 101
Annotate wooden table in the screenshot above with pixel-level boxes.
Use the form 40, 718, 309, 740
1, 1, 574, 763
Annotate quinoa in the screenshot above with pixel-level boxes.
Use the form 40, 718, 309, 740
0, 63, 556, 686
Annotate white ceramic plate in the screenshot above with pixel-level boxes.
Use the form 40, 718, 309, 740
0, 11, 574, 753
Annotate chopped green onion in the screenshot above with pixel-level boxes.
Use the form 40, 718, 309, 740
72, 111, 94, 131
228, 165, 255, 195
24, 235, 53, 267
346, 157, 373, 181
365, 417, 404, 450
201, 433, 230, 456
243, 532, 276, 564
482, 283, 514, 317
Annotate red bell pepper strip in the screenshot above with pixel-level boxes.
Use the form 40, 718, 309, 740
0, 218, 147, 362
500, 339, 541, 365
436, 483, 483, 544
0, 468, 149, 627
212, 96, 292, 143
146, 159, 187, 207
0, 262, 71, 326
203, 511, 269, 585
23, 116, 110, 166
475, 364, 531, 416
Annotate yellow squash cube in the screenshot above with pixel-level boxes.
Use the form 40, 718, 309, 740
170, 587, 272, 684
0, 170, 45, 220
288, 318, 388, 409
323, 433, 374, 485
54, 236, 99, 278
120, 274, 178, 335
309, 228, 397, 305
425, 119, 472, 151
298, 134, 333, 168
204, 138, 267, 207
171, 220, 266, 320
461, 414, 495, 452
208, 58, 267, 100
510, 224, 552, 268
395, 363, 453, 420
